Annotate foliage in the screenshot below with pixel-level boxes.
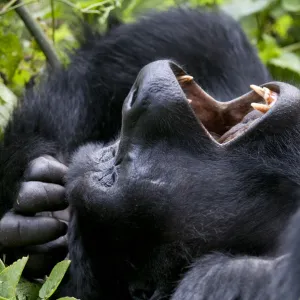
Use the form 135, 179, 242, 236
0, 81, 17, 139
0, 257, 73, 300
39, 260, 71, 299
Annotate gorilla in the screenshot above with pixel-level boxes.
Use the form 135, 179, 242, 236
1, 6, 300, 300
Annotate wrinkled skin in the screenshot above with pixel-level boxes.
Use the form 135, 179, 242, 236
1, 7, 300, 300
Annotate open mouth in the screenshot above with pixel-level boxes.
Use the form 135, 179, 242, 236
173, 67, 279, 144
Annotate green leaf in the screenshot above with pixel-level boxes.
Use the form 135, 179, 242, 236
282, 0, 300, 12
121, 0, 175, 22
57, 297, 80, 300
0, 257, 28, 299
189, 0, 224, 5
16, 278, 41, 300
268, 63, 300, 84
270, 4, 286, 19
270, 51, 300, 74
39, 260, 71, 300
0, 81, 17, 106
258, 34, 282, 63
273, 14, 293, 38
0, 81, 18, 133
0, 260, 5, 273
0, 32, 22, 81
240, 14, 259, 39
222, 0, 274, 20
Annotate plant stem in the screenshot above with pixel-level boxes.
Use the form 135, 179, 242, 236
14, 0, 61, 69
50, 0, 55, 43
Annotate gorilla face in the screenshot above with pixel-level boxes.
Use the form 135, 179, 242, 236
67, 60, 300, 291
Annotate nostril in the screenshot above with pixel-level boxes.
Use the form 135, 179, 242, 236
168, 61, 186, 78
129, 88, 139, 108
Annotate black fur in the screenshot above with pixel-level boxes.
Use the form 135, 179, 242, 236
1, 7, 300, 300
171, 208, 300, 300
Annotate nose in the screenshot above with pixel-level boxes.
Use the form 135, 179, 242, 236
123, 60, 184, 112
121, 60, 201, 141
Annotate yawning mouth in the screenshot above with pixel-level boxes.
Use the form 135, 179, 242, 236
173, 67, 279, 144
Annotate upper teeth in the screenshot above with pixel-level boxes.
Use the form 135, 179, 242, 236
250, 85, 278, 113
177, 75, 194, 84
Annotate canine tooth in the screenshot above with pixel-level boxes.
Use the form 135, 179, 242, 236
250, 85, 265, 97
178, 75, 193, 83
251, 103, 270, 113
250, 85, 278, 106
187, 99, 192, 103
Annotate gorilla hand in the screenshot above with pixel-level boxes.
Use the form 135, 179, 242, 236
0, 155, 69, 278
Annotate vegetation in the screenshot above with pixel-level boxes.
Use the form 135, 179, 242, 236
0, 257, 73, 299
0, 0, 299, 298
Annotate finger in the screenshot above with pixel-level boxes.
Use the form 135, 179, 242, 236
38, 207, 70, 223
24, 235, 68, 253
14, 181, 68, 214
24, 155, 68, 184
51, 207, 70, 222
0, 212, 67, 247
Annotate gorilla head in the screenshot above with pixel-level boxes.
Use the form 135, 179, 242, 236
66, 60, 300, 299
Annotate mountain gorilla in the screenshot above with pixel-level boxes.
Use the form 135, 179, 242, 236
1, 6, 300, 300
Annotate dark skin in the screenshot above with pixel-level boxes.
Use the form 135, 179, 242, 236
1, 7, 300, 300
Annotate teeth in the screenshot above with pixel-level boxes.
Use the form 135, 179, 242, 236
178, 75, 193, 84
251, 103, 270, 113
250, 85, 265, 97
250, 84, 278, 113
187, 99, 192, 103
250, 84, 278, 105
263, 88, 277, 106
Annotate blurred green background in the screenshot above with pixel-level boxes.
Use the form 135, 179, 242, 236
0, 0, 299, 136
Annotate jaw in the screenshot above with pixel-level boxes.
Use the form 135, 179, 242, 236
118, 60, 300, 155
110, 61, 300, 182
171, 62, 280, 144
